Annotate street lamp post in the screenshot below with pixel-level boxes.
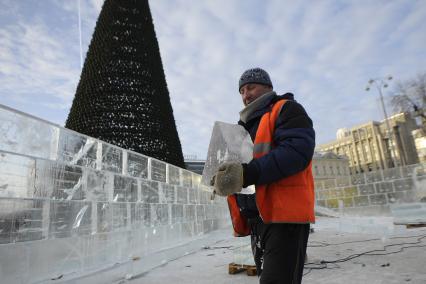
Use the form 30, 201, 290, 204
365, 76, 397, 168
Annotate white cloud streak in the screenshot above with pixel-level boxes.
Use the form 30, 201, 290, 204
0, 21, 79, 106
1, 0, 425, 159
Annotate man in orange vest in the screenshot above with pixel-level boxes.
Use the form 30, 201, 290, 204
212, 68, 315, 283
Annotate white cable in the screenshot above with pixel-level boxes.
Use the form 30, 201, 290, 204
78, 0, 83, 69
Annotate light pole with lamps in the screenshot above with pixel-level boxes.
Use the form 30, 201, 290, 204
365, 76, 397, 168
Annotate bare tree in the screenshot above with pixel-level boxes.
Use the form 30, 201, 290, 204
391, 72, 426, 128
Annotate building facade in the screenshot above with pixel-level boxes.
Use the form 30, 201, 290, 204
317, 112, 420, 174
184, 155, 206, 175
312, 152, 350, 180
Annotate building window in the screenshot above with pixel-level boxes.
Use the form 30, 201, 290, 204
337, 166, 341, 175
353, 132, 359, 140
323, 166, 327, 175
330, 166, 334, 175
314, 165, 319, 175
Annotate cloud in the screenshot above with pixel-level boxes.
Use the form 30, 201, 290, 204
0, 0, 103, 122
1, 0, 425, 160
0, 21, 79, 108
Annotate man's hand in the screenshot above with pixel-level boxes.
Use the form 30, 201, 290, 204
211, 162, 243, 196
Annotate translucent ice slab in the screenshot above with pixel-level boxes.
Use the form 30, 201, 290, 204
0, 105, 59, 160
391, 203, 426, 225
202, 121, 253, 194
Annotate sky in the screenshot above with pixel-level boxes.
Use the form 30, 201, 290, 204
0, 0, 425, 160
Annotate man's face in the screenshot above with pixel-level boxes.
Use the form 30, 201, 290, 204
239, 83, 272, 106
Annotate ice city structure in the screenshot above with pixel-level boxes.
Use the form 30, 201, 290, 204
0, 104, 230, 283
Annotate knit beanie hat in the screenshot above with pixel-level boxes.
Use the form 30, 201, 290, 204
238, 68, 273, 91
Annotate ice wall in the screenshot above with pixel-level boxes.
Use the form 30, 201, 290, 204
0, 104, 230, 283
315, 164, 426, 215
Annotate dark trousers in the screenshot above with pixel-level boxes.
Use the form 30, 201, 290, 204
249, 219, 310, 284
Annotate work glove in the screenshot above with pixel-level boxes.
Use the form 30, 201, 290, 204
210, 162, 243, 197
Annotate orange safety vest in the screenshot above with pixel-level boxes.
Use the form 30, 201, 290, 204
227, 99, 315, 236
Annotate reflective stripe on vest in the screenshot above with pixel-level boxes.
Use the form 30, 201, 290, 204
253, 142, 271, 156
253, 100, 287, 159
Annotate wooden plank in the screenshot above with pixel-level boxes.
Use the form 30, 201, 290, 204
406, 223, 426, 229
228, 263, 245, 275
228, 262, 257, 276
245, 265, 257, 276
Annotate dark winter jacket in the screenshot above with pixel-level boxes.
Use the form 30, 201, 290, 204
237, 93, 315, 218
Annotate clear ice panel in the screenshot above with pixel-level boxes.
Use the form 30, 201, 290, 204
141, 179, 159, 203
181, 169, 192, 187
196, 204, 205, 221
86, 169, 113, 201
101, 143, 123, 173
202, 121, 253, 185
113, 175, 138, 202
412, 164, 426, 201
351, 173, 366, 184
184, 204, 196, 222
382, 168, 402, 180
160, 183, 176, 204
335, 176, 351, 187
181, 221, 196, 238
127, 151, 148, 179
199, 189, 210, 204
176, 186, 188, 204
192, 172, 201, 189
0, 151, 36, 198
97, 202, 112, 233
130, 203, 150, 229
49, 200, 92, 238
365, 171, 383, 183
111, 202, 129, 231
171, 204, 184, 224
401, 164, 420, 178
188, 187, 199, 204
168, 165, 181, 185
0, 198, 44, 244
0, 105, 59, 160
34, 160, 84, 200
150, 203, 170, 226
391, 202, 426, 224
151, 159, 166, 182
0, 154, 104, 201
57, 130, 98, 169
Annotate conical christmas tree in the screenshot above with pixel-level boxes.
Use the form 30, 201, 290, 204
66, 0, 185, 168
